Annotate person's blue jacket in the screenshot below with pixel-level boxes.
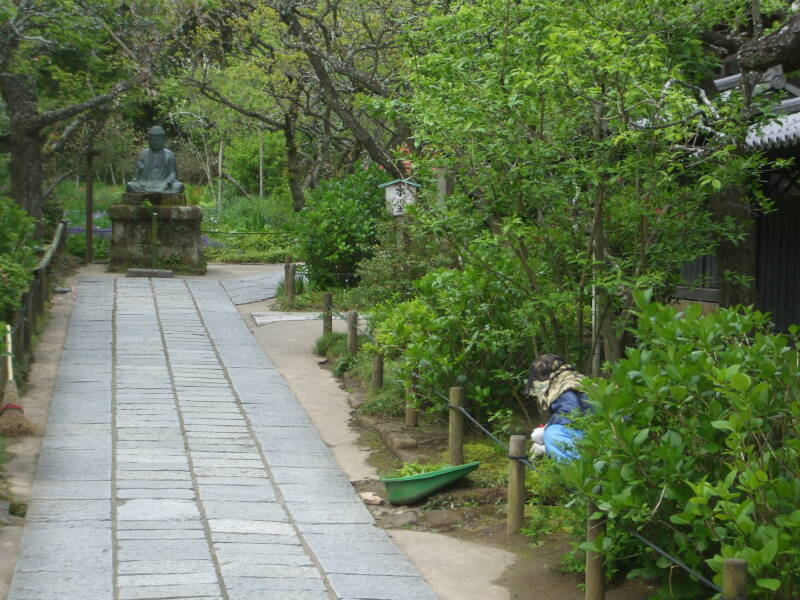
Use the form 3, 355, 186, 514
543, 389, 591, 460
547, 389, 591, 426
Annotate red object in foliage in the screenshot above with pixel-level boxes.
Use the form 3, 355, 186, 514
0, 404, 23, 413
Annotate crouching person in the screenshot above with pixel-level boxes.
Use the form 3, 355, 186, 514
524, 354, 591, 461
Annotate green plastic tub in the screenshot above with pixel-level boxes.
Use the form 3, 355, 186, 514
381, 461, 480, 505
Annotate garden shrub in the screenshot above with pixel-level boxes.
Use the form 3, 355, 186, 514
562, 293, 800, 598
292, 166, 387, 287
371, 259, 554, 423
66, 233, 110, 261
0, 198, 36, 319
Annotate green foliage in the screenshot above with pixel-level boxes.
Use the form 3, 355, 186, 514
314, 332, 348, 357
371, 253, 547, 422
292, 167, 388, 287
387, 462, 449, 478
351, 219, 455, 306
203, 230, 298, 264
561, 295, 800, 598
204, 188, 294, 232
57, 181, 122, 227
224, 131, 288, 195
65, 234, 110, 261
0, 198, 36, 319
357, 386, 406, 418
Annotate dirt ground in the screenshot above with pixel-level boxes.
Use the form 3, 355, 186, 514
0, 262, 655, 600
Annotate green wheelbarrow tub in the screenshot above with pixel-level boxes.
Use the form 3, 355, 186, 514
380, 461, 480, 505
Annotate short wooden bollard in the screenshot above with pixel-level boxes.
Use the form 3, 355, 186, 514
285, 263, 296, 306
507, 435, 526, 535
448, 386, 465, 466
722, 559, 748, 600
323, 293, 333, 335
21, 294, 32, 360
35, 268, 46, 317
372, 354, 384, 390
346, 311, 358, 355
405, 375, 418, 427
585, 495, 606, 600
26, 285, 37, 335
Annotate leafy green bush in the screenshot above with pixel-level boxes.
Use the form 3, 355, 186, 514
65, 233, 110, 261
371, 260, 546, 422
351, 219, 455, 306
292, 166, 388, 287
563, 294, 800, 598
0, 198, 36, 319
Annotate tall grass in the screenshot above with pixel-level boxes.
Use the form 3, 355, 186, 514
201, 187, 293, 232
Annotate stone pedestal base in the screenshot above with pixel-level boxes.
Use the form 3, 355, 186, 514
122, 192, 186, 206
108, 204, 205, 273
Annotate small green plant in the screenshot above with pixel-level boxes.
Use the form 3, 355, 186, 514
65, 234, 110, 261
314, 332, 348, 356
332, 354, 355, 377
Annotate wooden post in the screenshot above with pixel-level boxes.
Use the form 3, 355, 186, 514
27, 285, 37, 337
59, 219, 68, 254
258, 128, 264, 198
436, 168, 454, 201
40, 266, 48, 313
448, 386, 465, 466
323, 293, 333, 335
405, 374, 418, 427
347, 311, 358, 355
217, 139, 224, 211
285, 263, 296, 306
33, 268, 45, 317
585, 495, 606, 600
372, 354, 384, 390
85, 149, 96, 263
507, 435, 526, 535
150, 211, 158, 268
722, 559, 748, 600
0, 332, 7, 393
12, 309, 24, 366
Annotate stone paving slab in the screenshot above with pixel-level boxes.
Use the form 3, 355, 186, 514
7, 275, 437, 600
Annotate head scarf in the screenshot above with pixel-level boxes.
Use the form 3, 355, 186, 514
525, 354, 585, 412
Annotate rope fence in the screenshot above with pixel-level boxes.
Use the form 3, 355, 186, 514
1, 222, 68, 399
311, 286, 748, 600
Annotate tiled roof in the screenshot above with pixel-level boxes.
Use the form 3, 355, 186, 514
746, 111, 800, 150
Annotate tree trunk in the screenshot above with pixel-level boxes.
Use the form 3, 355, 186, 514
283, 110, 306, 211
1, 74, 44, 227
711, 184, 758, 307
8, 126, 45, 224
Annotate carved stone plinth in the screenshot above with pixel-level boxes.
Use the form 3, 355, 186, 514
108, 204, 205, 274
121, 192, 186, 207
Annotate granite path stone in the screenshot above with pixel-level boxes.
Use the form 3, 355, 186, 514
7, 275, 437, 600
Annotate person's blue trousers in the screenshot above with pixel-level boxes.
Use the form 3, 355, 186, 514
543, 423, 583, 461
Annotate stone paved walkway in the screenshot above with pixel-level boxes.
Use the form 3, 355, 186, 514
221, 273, 283, 305
8, 277, 437, 600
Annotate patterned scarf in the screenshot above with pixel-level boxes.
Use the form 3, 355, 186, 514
532, 365, 585, 412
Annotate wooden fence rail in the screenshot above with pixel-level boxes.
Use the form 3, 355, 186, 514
1, 221, 67, 397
